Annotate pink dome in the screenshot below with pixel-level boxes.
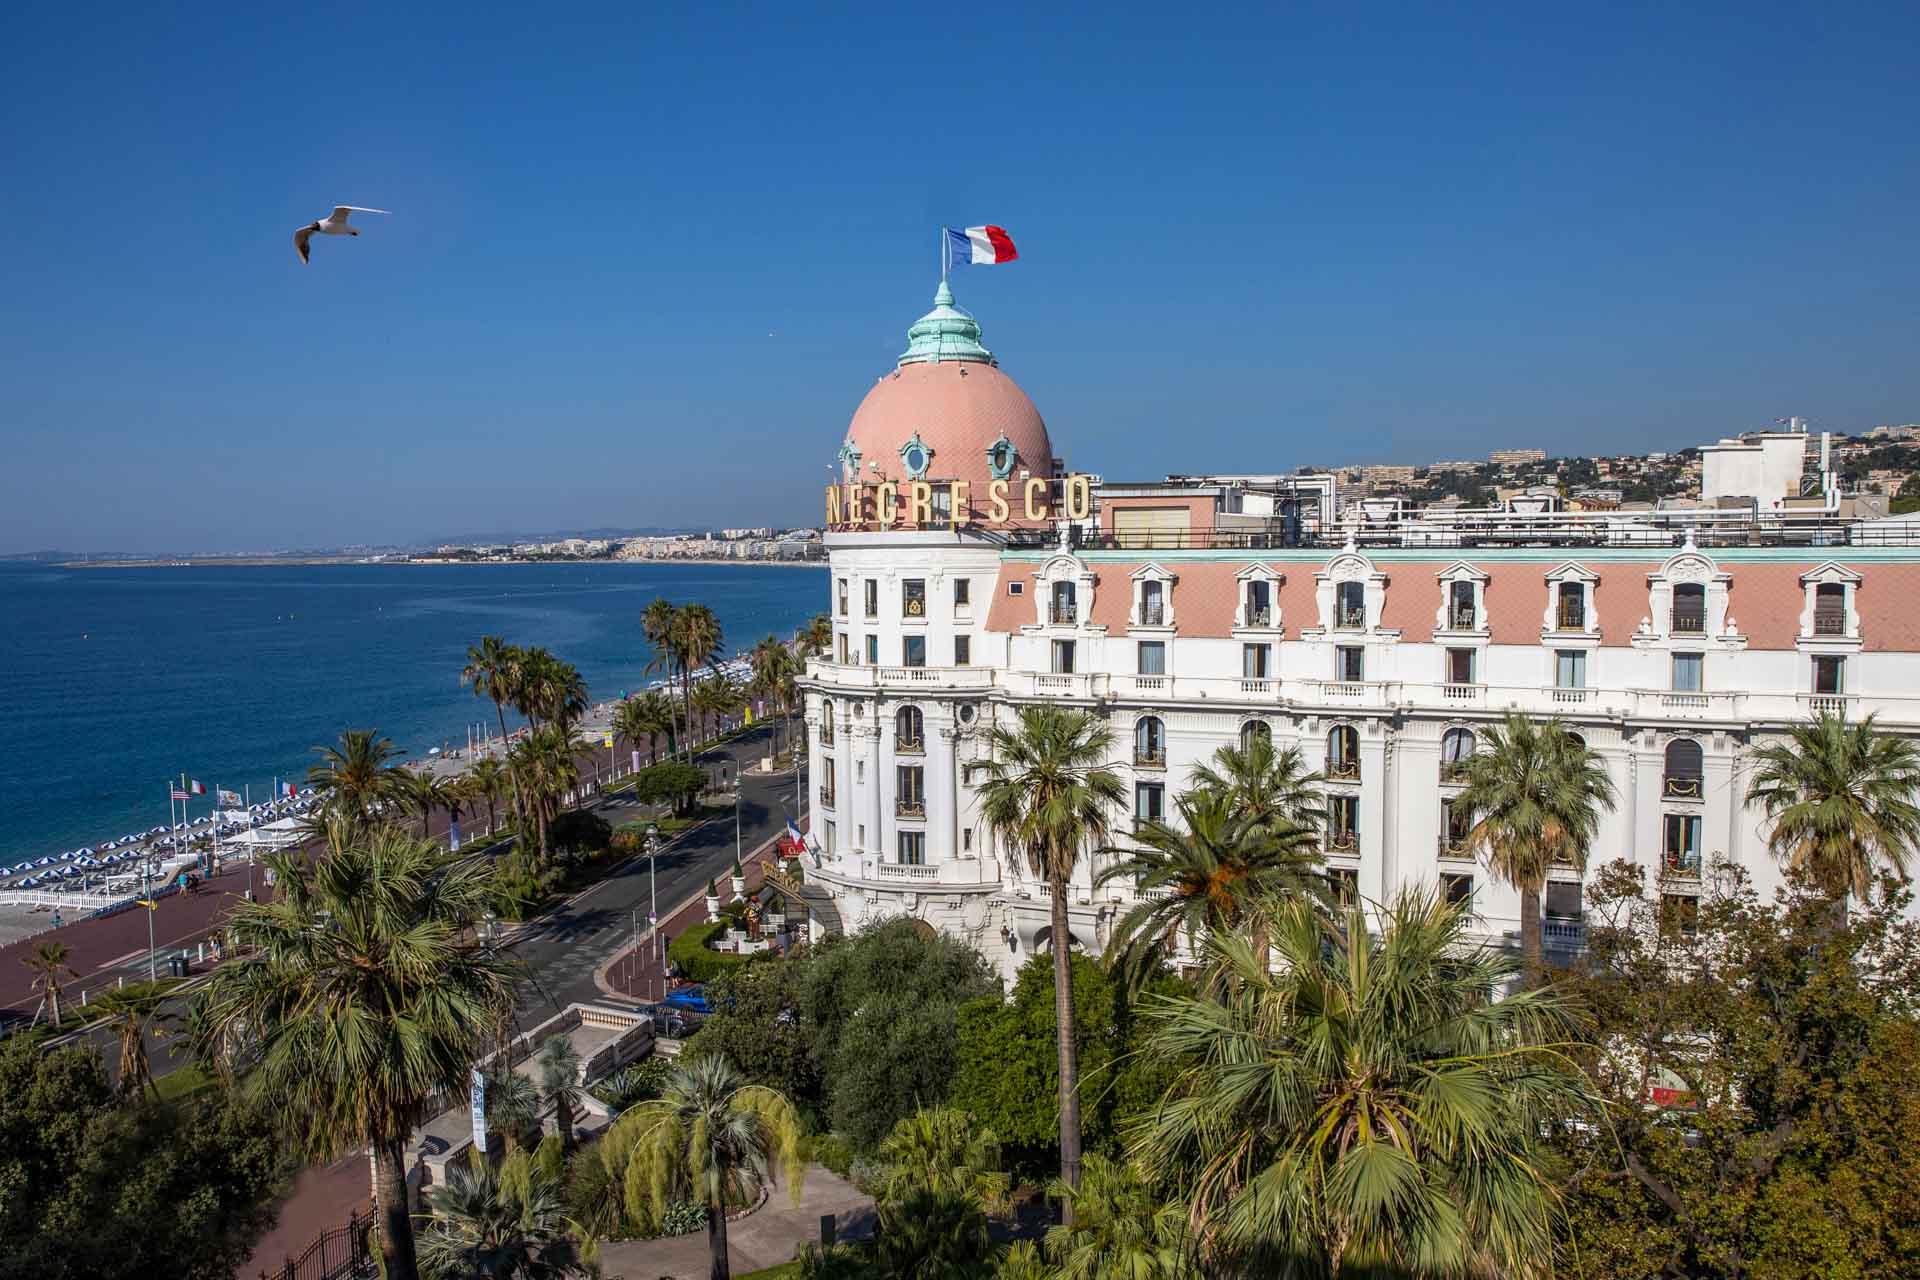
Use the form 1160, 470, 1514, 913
842, 361, 1055, 501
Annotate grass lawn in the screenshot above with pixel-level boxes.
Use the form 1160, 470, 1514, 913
154, 1064, 214, 1101
736, 1264, 802, 1280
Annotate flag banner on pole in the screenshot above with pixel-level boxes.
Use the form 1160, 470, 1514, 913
945, 224, 1018, 265
281, 781, 298, 798
217, 788, 242, 808
170, 789, 189, 802
187, 779, 207, 796
218, 808, 249, 824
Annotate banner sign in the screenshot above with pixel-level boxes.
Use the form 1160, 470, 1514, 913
469, 1068, 488, 1152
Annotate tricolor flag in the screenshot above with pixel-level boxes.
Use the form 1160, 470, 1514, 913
945, 224, 1018, 266
187, 778, 207, 796
781, 818, 805, 856
281, 781, 298, 798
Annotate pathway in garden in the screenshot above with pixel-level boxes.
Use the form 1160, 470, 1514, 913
597, 1165, 875, 1279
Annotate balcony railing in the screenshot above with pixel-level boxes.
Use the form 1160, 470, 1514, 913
1437, 833, 1474, 859
902, 597, 927, 618
818, 790, 835, 810
1663, 850, 1702, 878
1240, 677, 1273, 695
1049, 602, 1078, 624
1662, 774, 1702, 800
1448, 607, 1478, 630
1440, 761, 1471, 784
1813, 612, 1847, 636
819, 727, 834, 746
1552, 687, 1589, 704
1556, 606, 1586, 631
895, 799, 926, 819
1441, 683, 1482, 703
1671, 610, 1705, 635
1133, 748, 1167, 768
1335, 607, 1366, 630
895, 736, 925, 756
1326, 759, 1360, 782
1804, 693, 1852, 717
1138, 603, 1166, 626
1244, 606, 1274, 627
1326, 830, 1359, 853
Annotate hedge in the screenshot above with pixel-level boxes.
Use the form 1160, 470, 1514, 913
667, 920, 750, 984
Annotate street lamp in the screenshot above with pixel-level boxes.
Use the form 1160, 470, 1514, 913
646, 822, 662, 970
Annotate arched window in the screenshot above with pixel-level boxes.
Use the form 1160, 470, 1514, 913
1239, 720, 1271, 752
819, 702, 835, 746
1441, 727, 1475, 782
1565, 731, 1586, 751
1335, 580, 1366, 629
1663, 738, 1702, 799
1327, 725, 1359, 780
1134, 716, 1166, 766
1672, 582, 1706, 635
896, 705, 924, 753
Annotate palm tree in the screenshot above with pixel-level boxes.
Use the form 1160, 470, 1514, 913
1096, 787, 1325, 990
749, 635, 799, 755
306, 728, 408, 824
1128, 889, 1596, 1275
192, 826, 519, 1280
514, 649, 589, 732
691, 673, 743, 743
640, 598, 684, 754
672, 605, 725, 736
89, 977, 180, 1098
487, 1068, 544, 1150
462, 636, 527, 757
1746, 711, 1920, 901
795, 613, 832, 660
874, 1188, 997, 1278
510, 725, 581, 863
23, 941, 77, 1028
466, 759, 507, 836
876, 1107, 1011, 1215
418, 1147, 594, 1279
977, 705, 1126, 1210
1187, 733, 1327, 834
536, 1035, 583, 1155
604, 1054, 803, 1280
616, 689, 677, 763
399, 770, 441, 838
1453, 713, 1616, 978
1044, 1153, 1193, 1280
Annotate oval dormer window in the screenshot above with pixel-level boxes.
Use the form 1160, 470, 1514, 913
899, 432, 934, 480
987, 435, 1017, 480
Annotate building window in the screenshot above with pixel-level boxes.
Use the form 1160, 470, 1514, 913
896, 765, 925, 818
1008, 581, 1024, 597
1441, 727, 1475, 782
819, 770, 835, 808
896, 706, 924, 753
962, 827, 973, 852
901, 636, 926, 668
1664, 813, 1701, 875
1050, 580, 1077, 624
837, 579, 848, 617
1814, 582, 1846, 636
1052, 639, 1076, 674
1441, 872, 1474, 908
1555, 649, 1586, 690
1448, 580, 1477, 630
864, 635, 878, 665
1327, 794, 1359, 851
1243, 643, 1271, 679
1327, 725, 1359, 781
1545, 880, 1583, 921
1138, 640, 1167, 676
1328, 867, 1359, 906
1140, 580, 1165, 626
819, 704, 835, 746
1240, 720, 1271, 752
823, 820, 835, 854
898, 830, 926, 864
1671, 582, 1705, 634
1661, 893, 1699, 938
902, 579, 926, 618
1663, 739, 1702, 799
1335, 645, 1365, 683
954, 578, 971, 609
1445, 647, 1476, 685
954, 635, 971, 666
1134, 781, 1165, 826
864, 579, 879, 619
1671, 652, 1703, 693
1245, 579, 1273, 626
1335, 580, 1366, 629
1441, 797, 1472, 853
1557, 582, 1586, 631
835, 632, 850, 664
1134, 716, 1166, 766
1813, 655, 1846, 695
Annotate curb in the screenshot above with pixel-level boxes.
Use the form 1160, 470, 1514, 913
491, 815, 721, 951
591, 831, 786, 1001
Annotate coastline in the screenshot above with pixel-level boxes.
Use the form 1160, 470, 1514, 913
58, 556, 828, 570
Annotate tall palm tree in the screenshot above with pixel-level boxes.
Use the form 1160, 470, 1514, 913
513, 649, 589, 732
1187, 733, 1327, 834
748, 635, 799, 755
536, 1035, 583, 1156
1127, 889, 1596, 1276
465, 759, 507, 835
23, 940, 77, 1028
672, 605, 725, 737
399, 770, 440, 838
511, 725, 581, 863
192, 827, 519, 1280
89, 977, 180, 1098
640, 598, 684, 755
487, 1068, 544, 1151
418, 1147, 594, 1280
873, 1188, 997, 1278
1044, 1153, 1193, 1280
794, 613, 832, 661
1746, 711, 1920, 900
616, 689, 677, 763
306, 728, 408, 825
1096, 787, 1325, 990
875, 1107, 1011, 1215
977, 705, 1126, 1211
1453, 713, 1615, 978
691, 673, 743, 743
462, 636, 527, 757
605, 1054, 804, 1280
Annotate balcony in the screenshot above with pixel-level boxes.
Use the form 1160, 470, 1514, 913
1555, 606, 1586, 632
1437, 833, 1474, 860
1551, 687, 1589, 705
818, 727, 834, 746
1240, 677, 1274, 696
1325, 830, 1359, 854
1334, 607, 1366, 631
1441, 683, 1482, 705
1813, 612, 1847, 637
1326, 759, 1361, 783
1049, 602, 1078, 624
895, 736, 925, 756
1137, 603, 1166, 626
894, 799, 926, 819
1244, 606, 1274, 627
1542, 918, 1586, 961
1801, 693, 1854, 718
1124, 674, 1168, 695
1133, 748, 1167, 769
902, 598, 927, 619
809, 662, 995, 691
1670, 610, 1705, 635
1440, 761, 1471, 785
1663, 850, 1702, 879
1030, 672, 1094, 698
1447, 607, 1478, 630
817, 790, 835, 810
1662, 774, 1702, 800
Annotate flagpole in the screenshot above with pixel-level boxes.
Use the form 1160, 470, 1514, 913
940, 226, 948, 282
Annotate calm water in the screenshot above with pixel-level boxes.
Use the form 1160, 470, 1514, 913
0, 561, 826, 863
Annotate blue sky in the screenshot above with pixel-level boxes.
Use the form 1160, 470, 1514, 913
3, 2, 1917, 553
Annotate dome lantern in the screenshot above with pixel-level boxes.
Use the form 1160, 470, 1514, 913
897, 281, 995, 367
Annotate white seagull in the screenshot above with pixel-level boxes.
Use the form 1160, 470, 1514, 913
293, 205, 390, 264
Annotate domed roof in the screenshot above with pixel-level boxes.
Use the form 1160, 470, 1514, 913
840, 283, 1055, 500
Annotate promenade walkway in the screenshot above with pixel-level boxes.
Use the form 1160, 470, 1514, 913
597, 1166, 875, 1279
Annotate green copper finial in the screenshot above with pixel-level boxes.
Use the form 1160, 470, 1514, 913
898, 281, 995, 367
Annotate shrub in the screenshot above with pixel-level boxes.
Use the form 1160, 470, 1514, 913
632, 761, 706, 816
668, 920, 749, 984
808, 1132, 857, 1180
547, 810, 613, 859
589, 1056, 674, 1113
659, 1199, 708, 1237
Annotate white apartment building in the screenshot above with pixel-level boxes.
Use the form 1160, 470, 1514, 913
797, 284, 1920, 981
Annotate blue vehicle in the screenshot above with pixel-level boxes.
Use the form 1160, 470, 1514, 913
662, 985, 711, 1015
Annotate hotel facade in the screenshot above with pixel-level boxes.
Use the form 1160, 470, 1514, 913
798, 282, 1920, 980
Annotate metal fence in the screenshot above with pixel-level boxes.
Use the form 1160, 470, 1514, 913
258, 1204, 374, 1280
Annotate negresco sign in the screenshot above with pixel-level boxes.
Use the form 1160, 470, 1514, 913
826, 475, 1093, 529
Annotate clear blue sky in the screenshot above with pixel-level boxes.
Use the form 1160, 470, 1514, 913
4, 2, 1917, 553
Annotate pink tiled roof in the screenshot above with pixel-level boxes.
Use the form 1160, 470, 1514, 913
844, 362, 1053, 518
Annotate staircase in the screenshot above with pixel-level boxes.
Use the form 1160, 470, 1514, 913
763, 864, 845, 939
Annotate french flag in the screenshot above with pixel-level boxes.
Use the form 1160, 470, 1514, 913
282, 781, 298, 798
946, 225, 1018, 266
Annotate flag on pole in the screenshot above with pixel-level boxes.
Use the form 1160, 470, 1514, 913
781, 818, 805, 857
945, 224, 1018, 266
170, 788, 189, 802
187, 779, 207, 796
281, 781, 298, 798
217, 788, 242, 808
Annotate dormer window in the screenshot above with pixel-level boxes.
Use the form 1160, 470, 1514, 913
1671, 583, 1705, 635
986, 434, 1018, 480
1335, 581, 1366, 630
1051, 580, 1077, 624
1246, 580, 1273, 627
1814, 583, 1846, 636
1140, 580, 1165, 626
1448, 580, 1476, 630
898, 432, 934, 479
1557, 583, 1587, 631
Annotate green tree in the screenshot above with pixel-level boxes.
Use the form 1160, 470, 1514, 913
465, 757, 509, 835
191, 828, 519, 1280
640, 598, 684, 753
1186, 732, 1327, 833
614, 690, 677, 764
749, 634, 800, 755
511, 723, 582, 861
418, 1147, 595, 1279
672, 604, 725, 740
1044, 1153, 1193, 1280
1096, 786, 1324, 990
23, 939, 77, 1027
1745, 711, 1920, 901
488, 1068, 544, 1151
602, 1055, 803, 1280
536, 1036, 583, 1156
978, 705, 1126, 1207
874, 1188, 997, 1279
876, 1108, 1010, 1215
87, 977, 181, 1099
462, 635, 528, 818
633, 760, 707, 817
305, 727, 408, 824
795, 612, 832, 660
689, 955, 822, 1116
1452, 712, 1616, 977
1129, 889, 1596, 1275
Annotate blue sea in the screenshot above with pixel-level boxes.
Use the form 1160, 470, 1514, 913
0, 561, 826, 863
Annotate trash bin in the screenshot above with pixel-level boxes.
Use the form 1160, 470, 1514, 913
167, 954, 190, 979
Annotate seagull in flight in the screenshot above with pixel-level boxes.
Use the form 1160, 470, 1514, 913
293, 205, 390, 264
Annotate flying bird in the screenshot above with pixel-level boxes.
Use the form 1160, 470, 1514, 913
293, 205, 390, 264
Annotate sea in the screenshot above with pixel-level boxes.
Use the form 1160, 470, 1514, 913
0, 560, 826, 864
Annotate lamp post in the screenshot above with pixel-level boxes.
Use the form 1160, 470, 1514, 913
647, 822, 661, 970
